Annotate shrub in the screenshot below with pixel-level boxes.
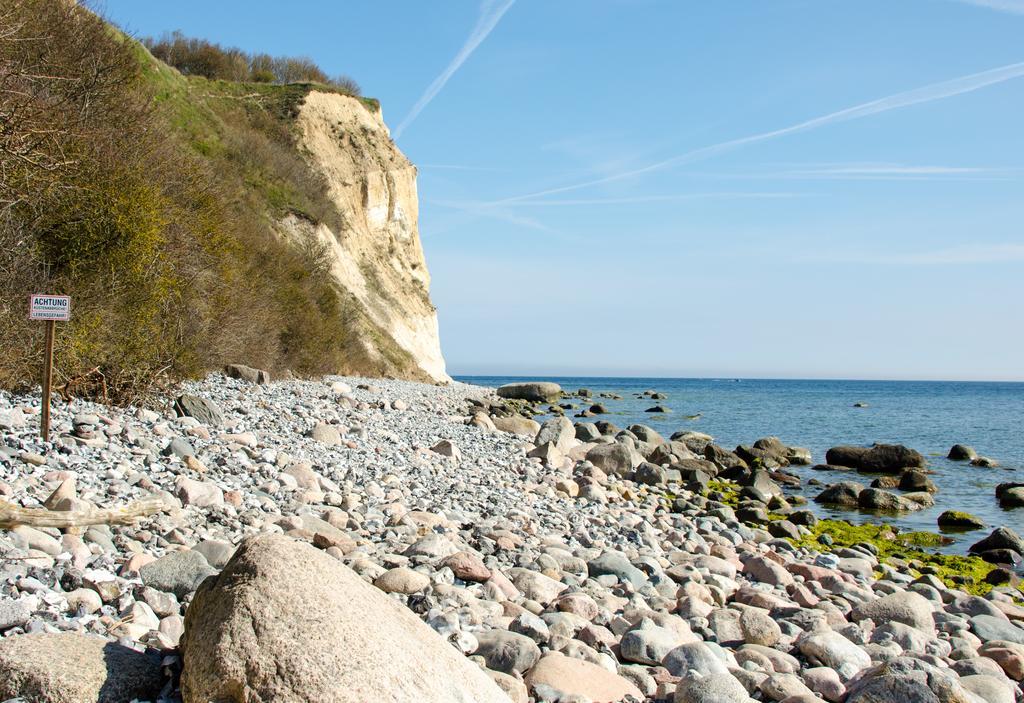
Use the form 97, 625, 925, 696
143, 31, 361, 94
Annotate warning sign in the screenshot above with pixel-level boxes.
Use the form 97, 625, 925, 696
29, 294, 71, 321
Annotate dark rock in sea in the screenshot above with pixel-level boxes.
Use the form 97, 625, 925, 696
589, 403, 609, 414
858, 488, 922, 512
815, 481, 864, 507
971, 456, 999, 467
825, 443, 926, 474
898, 470, 937, 494
947, 444, 978, 461
810, 463, 841, 471
576, 388, 592, 397
853, 402, 869, 408
644, 405, 670, 413
969, 527, 1024, 556
975, 549, 1022, 566
870, 476, 900, 489
996, 484, 1024, 508
594, 420, 619, 436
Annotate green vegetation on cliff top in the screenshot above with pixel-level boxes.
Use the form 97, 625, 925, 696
0, 1, 421, 403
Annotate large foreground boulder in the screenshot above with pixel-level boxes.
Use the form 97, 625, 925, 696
825, 443, 925, 473
0, 632, 163, 703
180, 534, 510, 703
496, 382, 561, 403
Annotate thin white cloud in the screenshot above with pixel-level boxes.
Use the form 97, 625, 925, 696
459, 192, 806, 207
419, 163, 505, 172
394, 0, 514, 139
491, 61, 1024, 203
808, 243, 1024, 265
950, 0, 1024, 14
714, 162, 1018, 181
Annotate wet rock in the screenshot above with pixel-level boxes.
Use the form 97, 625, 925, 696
938, 511, 985, 529
815, 481, 864, 506
970, 528, 1024, 558
825, 444, 925, 474
948, 444, 978, 461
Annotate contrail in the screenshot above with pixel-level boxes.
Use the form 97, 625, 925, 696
951, 0, 1024, 14
492, 61, 1024, 204
394, 0, 514, 139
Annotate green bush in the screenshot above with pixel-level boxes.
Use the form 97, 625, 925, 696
0, 0, 414, 403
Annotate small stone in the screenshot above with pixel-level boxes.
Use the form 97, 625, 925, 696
374, 567, 430, 594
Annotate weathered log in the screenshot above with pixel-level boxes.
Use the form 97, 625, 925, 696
0, 495, 167, 529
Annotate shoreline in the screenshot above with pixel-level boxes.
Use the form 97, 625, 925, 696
0, 373, 1022, 702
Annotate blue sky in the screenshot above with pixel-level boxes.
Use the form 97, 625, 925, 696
103, 0, 1024, 381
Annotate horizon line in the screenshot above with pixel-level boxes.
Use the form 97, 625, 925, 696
449, 372, 1024, 384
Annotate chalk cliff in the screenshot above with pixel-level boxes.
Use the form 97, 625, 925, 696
281, 92, 448, 382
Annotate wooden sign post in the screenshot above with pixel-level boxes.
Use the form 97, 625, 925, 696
29, 294, 71, 442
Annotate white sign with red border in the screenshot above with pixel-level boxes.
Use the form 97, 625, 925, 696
29, 294, 71, 321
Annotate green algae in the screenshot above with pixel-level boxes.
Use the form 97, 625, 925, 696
792, 519, 1023, 599
707, 480, 740, 507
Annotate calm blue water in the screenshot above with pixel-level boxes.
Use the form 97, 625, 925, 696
457, 376, 1024, 553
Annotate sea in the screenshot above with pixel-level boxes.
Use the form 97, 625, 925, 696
456, 376, 1024, 555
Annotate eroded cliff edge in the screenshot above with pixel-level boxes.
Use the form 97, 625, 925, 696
280, 92, 448, 383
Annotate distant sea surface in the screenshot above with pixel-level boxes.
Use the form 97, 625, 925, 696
456, 376, 1024, 554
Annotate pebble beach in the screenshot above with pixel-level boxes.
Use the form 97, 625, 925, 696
1, 372, 1022, 703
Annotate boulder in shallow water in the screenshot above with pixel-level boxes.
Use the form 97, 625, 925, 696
815, 481, 864, 507
857, 488, 923, 512
996, 484, 1024, 509
970, 527, 1024, 557
948, 444, 978, 461
937, 510, 985, 529
180, 534, 509, 703
825, 444, 925, 473
496, 382, 561, 402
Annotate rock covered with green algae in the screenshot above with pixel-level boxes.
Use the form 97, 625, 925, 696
793, 519, 1020, 598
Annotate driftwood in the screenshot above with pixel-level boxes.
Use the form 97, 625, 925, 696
0, 495, 168, 529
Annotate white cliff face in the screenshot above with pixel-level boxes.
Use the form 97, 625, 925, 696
287, 91, 448, 382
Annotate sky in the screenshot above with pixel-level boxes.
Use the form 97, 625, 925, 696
101, 0, 1024, 381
